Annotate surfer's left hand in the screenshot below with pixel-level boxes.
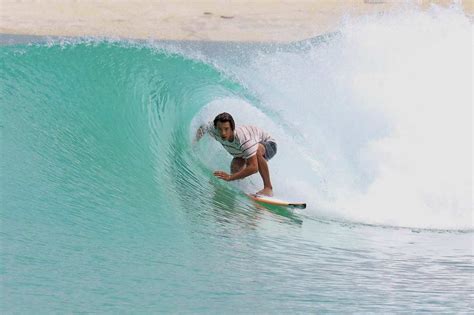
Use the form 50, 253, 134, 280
214, 171, 232, 181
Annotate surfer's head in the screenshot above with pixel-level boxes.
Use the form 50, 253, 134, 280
214, 112, 235, 141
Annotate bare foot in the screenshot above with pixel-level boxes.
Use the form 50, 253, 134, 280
256, 188, 273, 197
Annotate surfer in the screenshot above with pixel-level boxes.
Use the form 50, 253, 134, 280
195, 112, 277, 197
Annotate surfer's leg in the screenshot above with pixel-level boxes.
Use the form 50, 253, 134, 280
230, 157, 245, 174
256, 144, 273, 196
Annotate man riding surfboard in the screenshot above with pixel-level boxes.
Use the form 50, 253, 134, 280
195, 112, 277, 197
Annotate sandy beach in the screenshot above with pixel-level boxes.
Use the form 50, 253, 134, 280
1, 0, 472, 42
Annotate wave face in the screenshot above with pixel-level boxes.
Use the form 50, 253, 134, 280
1, 5, 472, 314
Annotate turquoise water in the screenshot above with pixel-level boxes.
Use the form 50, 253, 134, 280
1, 6, 473, 313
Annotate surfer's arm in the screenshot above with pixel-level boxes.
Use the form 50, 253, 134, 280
195, 125, 207, 142
229, 155, 258, 180
195, 123, 215, 142
214, 156, 257, 181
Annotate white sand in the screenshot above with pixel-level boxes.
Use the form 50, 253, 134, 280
1, 0, 472, 42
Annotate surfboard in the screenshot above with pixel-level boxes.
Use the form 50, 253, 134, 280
248, 194, 306, 209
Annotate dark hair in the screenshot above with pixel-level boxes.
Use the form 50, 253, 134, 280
213, 112, 235, 130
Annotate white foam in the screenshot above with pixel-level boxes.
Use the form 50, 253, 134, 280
217, 6, 472, 229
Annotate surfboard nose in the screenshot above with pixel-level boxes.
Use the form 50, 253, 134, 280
248, 194, 306, 209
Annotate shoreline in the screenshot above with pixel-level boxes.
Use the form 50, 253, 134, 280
0, 32, 335, 50
1, 1, 472, 43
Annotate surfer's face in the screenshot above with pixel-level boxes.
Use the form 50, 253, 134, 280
216, 121, 234, 141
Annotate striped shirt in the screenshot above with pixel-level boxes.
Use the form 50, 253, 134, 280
206, 123, 275, 159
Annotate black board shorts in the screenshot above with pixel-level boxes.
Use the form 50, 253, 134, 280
262, 141, 277, 161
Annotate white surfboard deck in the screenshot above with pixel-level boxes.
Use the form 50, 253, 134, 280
248, 194, 306, 209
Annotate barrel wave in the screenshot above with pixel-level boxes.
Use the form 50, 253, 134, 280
2, 41, 251, 227
1, 5, 472, 313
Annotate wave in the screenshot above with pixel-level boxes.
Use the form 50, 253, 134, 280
1, 4, 471, 230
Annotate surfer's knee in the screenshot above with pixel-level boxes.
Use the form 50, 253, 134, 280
230, 157, 245, 174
